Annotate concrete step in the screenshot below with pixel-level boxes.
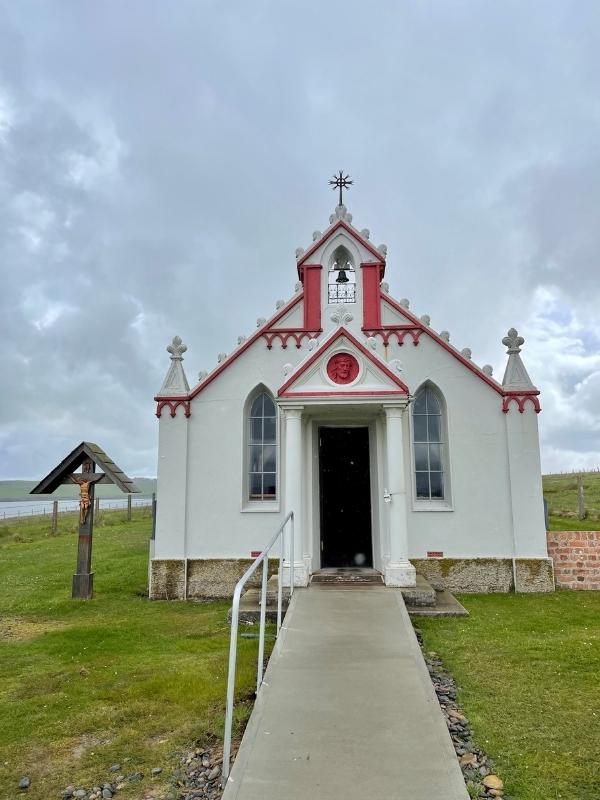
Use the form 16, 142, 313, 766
400, 573, 437, 607
407, 589, 469, 618
310, 568, 384, 586
229, 575, 291, 624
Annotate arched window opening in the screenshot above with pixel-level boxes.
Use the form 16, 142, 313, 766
248, 392, 277, 501
328, 245, 356, 304
412, 386, 445, 500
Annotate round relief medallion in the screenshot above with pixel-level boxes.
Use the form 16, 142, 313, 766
326, 353, 360, 385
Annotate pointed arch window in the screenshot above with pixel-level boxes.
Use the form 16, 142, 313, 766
248, 392, 277, 501
412, 386, 445, 500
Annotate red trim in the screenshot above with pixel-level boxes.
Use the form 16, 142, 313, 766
154, 293, 307, 408
278, 326, 409, 397
281, 390, 408, 398
381, 292, 505, 396
427, 551, 444, 558
363, 325, 423, 347
502, 393, 541, 414
297, 220, 386, 269
362, 263, 382, 329
301, 264, 322, 329
262, 329, 322, 349
155, 399, 191, 418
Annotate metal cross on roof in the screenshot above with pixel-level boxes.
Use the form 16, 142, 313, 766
329, 170, 353, 206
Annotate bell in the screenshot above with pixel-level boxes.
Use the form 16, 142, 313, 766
336, 268, 349, 284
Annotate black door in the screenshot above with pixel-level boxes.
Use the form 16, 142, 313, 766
319, 427, 372, 568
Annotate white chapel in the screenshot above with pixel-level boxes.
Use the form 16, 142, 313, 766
150, 196, 554, 598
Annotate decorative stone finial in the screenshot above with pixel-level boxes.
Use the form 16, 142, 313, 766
295, 247, 305, 259
366, 336, 377, 350
503, 327, 525, 354
157, 336, 191, 396
257, 317, 266, 327
198, 370, 208, 381
331, 306, 354, 326
389, 359, 403, 374
217, 352, 227, 363
502, 327, 537, 391
377, 244, 387, 257
283, 363, 293, 377
360, 228, 370, 239
400, 298, 410, 308
312, 230, 322, 241
332, 204, 351, 222
420, 314, 431, 326
276, 299, 285, 309
461, 347, 472, 360
307, 338, 319, 351
237, 335, 247, 346
440, 331, 450, 342
482, 364, 493, 376
381, 281, 390, 293
295, 281, 302, 292
167, 336, 187, 360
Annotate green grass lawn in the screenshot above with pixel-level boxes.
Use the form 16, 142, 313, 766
543, 472, 600, 524
0, 511, 260, 800
417, 592, 600, 800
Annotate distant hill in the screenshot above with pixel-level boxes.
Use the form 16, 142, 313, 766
0, 478, 157, 502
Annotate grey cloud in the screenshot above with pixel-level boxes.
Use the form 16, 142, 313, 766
1, 0, 599, 477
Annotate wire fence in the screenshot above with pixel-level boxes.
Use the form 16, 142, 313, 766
0, 495, 154, 524
544, 473, 600, 521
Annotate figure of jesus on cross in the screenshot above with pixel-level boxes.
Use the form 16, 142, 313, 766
70, 460, 104, 523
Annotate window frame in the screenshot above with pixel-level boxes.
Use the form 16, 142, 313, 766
242, 387, 281, 513
409, 383, 453, 512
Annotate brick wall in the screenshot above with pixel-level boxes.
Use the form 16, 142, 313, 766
547, 531, 600, 590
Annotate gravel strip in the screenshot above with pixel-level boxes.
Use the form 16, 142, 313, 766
414, 628, 511, 800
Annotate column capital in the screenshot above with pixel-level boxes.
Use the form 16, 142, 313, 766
282, 405, 304, 420
383, 401, 409, 419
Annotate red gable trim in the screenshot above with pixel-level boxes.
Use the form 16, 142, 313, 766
381, 292, 504, 396
278, 326, 409, 397
282, 390, 408, 398
154, 292, 305, 404
297, 220, 386, 270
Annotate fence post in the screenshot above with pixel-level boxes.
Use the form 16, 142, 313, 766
95, 496, 100, 518
52, 500, 58, 534
127, 493, 132, 521
577, 474, 587, 520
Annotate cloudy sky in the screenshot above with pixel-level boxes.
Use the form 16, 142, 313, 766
1, 0, 599, 479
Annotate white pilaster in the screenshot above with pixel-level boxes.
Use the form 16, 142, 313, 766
384, 403, 416, 587
283, 406, 309, 586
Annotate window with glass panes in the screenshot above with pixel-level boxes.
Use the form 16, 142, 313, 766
248, 393, 277, 501
412, 387, 444, 499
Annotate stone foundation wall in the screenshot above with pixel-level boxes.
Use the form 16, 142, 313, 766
150, 558, 278, 600
547, 531, 600, 590
411, 558, 554, 593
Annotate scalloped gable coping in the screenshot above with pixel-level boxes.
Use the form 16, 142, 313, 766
278, 326, 409, 397
380, 291, 506, 397
296, 219, 385, 277
154, 291, 306, 404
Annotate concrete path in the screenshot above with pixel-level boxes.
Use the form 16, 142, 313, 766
222, 586, 469, 800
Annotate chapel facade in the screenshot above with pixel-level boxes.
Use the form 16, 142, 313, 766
150, 202, 554, 598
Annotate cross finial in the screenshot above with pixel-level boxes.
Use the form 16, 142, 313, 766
329, 170, 353, 206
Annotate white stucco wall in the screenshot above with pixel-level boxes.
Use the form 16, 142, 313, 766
154, 222, 548, 568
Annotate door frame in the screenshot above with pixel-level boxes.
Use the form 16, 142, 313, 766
309, 418, 382, 573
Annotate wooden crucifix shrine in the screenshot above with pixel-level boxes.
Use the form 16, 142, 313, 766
30, 442, 139, 599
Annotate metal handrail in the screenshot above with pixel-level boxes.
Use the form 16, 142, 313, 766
221, 510, 295, 786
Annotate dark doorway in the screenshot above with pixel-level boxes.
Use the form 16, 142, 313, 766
319, 427, 372, 568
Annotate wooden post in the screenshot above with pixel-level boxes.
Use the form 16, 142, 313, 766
577, 474, 586, 520
127, 493, 132, 521
52, 500, 58, 534
72, 474, 97, 600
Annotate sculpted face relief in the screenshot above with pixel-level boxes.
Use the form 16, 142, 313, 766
327, 353, 359, 384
